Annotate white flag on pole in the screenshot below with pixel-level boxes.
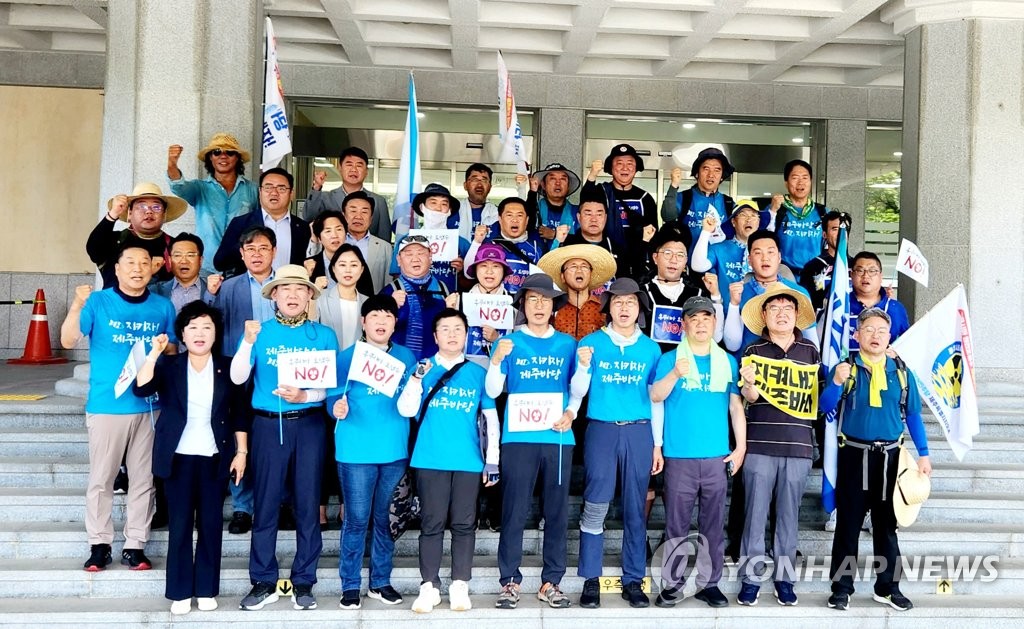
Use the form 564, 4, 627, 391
260, 17, 292, 171
892, 284, 979, 460
393, 73, 422, 241
497, 52, 528, 175
895, 238, 930, 287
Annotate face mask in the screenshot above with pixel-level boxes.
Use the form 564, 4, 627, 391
420, 205, 449, 229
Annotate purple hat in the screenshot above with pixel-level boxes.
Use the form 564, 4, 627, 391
468, 243, 512, 278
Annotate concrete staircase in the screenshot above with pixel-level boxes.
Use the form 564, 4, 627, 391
0, 387, 1021, 627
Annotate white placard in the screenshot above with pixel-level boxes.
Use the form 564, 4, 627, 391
114, 340, 147, 399
895, 238, 930, 287
462, 292, 514, 329
507, 392, 563, 432
410, 228, 459, 262
277, 350, 337, 389
345, 341, 407, 398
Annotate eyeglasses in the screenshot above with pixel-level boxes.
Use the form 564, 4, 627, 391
210, 149, 239, 157
525, 295, 553, 305
851, 268, 881, 277
403, 235, 430, 244
564, 263, 592, 273
170, 252, 199, 260
860, 325, 891, 336
260, 184, 291, 193
132, 203, 165, 214
610, 298, 640, 308
766, 304, 796, 314
242, 246, 273, 255
657, 249, 687, 260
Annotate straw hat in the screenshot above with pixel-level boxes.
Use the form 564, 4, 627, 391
740, 283, 815, 334
107, 182, 188, 223
894, 447, 931, 527
537, 244, 617, 291
261, 264, 322, 300
197, 132, 251, 163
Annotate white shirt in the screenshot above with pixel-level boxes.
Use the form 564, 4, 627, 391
263, 209, 292, 270
338, 297, 361, 349
177, 358, 219, 456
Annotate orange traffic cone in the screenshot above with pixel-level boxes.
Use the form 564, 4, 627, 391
8, 289, 68, 365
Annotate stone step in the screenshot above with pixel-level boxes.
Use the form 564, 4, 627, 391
1, 487, 1021, 527
0, 593, 1020, 629
0, 400, 85, 430
0, 520, 1019, 561
2, 454, 1021, 495
0, 555, 1018, 599
52, 364, 89, 398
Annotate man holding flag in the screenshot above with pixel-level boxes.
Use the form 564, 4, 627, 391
819, 307, 932, 612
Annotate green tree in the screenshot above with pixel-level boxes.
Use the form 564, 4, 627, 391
866, 170, 900, 223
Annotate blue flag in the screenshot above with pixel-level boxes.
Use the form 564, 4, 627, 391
393, 74, 421, 241
821, 226, 850, 513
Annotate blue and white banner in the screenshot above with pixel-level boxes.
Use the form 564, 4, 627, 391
393, 73, 422, 240
260, 17, 291, 171
821, 226, 850, 513
496, 52, 528, 175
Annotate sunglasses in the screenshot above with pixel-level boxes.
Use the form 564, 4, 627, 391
210, 149, 239, 157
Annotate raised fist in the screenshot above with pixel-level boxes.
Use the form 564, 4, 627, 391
167, 144, 183, 166
206, 274, 223, 295
589, 159, 603, 179
577, 345, 594, 367
243, 320, 261, 344
555, 224, 570, 243
73, 284, 93, 308
833, 362, 852, 385
673, 356, 690, 378
391, 290, 407, 309
770, 194, 784, 212
491, 338, 514, 364
150, 333, 169, 357
312, 170, 327, 191
728, 281, 744, 306
670, 167, 683, 188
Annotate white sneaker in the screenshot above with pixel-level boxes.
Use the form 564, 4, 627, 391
412, 582, 441, 613
170, 599, 191, 615
824, 510, 837, 532
862, 511, 872, 533
197, 597, 218, 611
449, 579, 472, 611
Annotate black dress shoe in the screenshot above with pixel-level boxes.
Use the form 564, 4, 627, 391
655, 586, 680, 608
228, 511, 252, 535
695, 586, 729, 608
620, 581, 649, 608
579, 578, 600, 609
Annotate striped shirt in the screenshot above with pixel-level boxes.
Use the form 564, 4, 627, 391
742, 332, 823, 459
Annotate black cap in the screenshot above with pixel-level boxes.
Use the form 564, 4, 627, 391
603, 143, 645, 173
412, 182, 461, 216
690, 147, 735, 180
682, 295, 716, 317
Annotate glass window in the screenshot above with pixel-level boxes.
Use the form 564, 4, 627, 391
865, 126, 902, 285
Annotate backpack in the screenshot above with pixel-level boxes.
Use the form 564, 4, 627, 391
837, 354, 910, 433
390, 277, 450, 298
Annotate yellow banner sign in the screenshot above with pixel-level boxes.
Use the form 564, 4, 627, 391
742, 355, 819, 420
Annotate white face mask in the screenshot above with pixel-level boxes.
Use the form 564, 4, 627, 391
420, 204, 449, 230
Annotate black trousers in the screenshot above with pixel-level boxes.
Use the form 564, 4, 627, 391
498, 443, 573, 586
320, 412, 341, 508
163, 454, 225, 600
829, 445, 901, 596
417, 469, 481, 586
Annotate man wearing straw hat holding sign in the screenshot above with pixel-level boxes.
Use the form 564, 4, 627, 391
229, 264, 339, 612
735, 283, 822, 607
819, 307, 932, 612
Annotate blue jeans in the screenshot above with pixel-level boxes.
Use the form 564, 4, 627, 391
338, 459, 407, 591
